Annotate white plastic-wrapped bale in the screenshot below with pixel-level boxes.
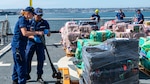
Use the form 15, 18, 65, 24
115, 32, 146, 39
78, 20, 98, 30
82, 38, 139, 84
79, 25, 93, 38
128, 24, 144, 33
66, 24, 79, 33
104, 20, 116, 31
66, 32, 80, 52
113, 22, 129, 32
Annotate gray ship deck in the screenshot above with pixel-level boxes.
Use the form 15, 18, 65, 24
0, 33, 150, 84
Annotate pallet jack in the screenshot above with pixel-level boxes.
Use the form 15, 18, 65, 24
41, 36, 79, 84
40, 36, 63, 84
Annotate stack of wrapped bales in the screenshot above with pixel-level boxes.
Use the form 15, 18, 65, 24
60, 21, 80, 54
126, 24, 146, 39
75, 39, 101, 69
81, 38, 139, 84
75, 30, 115, 69
112, 22, 129, 38
60, 21, 95, 56
111, 22, 146, 39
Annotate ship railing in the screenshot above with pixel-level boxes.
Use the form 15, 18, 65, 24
44, 17, 150, 32
0, 20, 9, 45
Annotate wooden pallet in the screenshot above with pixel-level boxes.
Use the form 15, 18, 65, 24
65, 48, 75, 57
58, 68, 70, 84
58, 67, 79, 84
63, 47, 66, 51
70, 80, 79, 84
139, 64, 150, 77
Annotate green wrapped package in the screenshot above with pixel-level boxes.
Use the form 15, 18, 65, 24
83, 39, 101, 46
75, 48, 82, 59
139, 37, 147, 47
90, 30, 115, 42
77, 39, 85, 51
76, 62, 84, 69
75, 39, 101, 69
141, 40, 150, 52
140, 57, 150, 70
146, 51, 150, 60
75, 39, 101, 60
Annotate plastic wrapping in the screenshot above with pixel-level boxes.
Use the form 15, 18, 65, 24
104, 20, 116, 30
128, 24, 144, 33
113, 23, 128, 32
67, 25, 79, 32
140, 57, 150, 70
75, 39, 101, 69
82, 38, 139, 84
144, 21, 150, 29
139, 37, 150, 71
79, 25, 93, 38
68, 32, 80, 43
90, 30, 115, 42
115, 32, 146, 39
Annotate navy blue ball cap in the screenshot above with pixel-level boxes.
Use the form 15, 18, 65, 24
24, 6, 35, 14
136, 9, 141, 12
34, 8, 43, 15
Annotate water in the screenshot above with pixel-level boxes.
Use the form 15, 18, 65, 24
1, 11, 150, 33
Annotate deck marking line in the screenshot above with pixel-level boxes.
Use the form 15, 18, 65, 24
54, 56, 79, 79
0, 61, 11, 66
31, 61, 47, 66
0, 43, 11, 56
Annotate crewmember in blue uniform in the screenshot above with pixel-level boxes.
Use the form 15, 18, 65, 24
90, 9, 100, 22
11, 7, 44, 84
26, 8, 51, 83
116, 9, 125, 20
136, 9, 144, 24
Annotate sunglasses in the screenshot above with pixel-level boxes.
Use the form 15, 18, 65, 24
35, 14, 43, 16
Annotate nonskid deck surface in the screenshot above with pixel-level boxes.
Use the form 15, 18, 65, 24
0, 33, 150, 84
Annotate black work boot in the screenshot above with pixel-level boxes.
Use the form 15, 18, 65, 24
26, 74, 31, 81
12, 79, 18, 84
37, 74, 44, 83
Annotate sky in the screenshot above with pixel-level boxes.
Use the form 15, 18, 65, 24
0, 0, 150, 9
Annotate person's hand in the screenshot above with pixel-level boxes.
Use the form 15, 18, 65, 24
36, 31, 44, 35
47, 32, 51, 37
44, 29, 49, 34
34, 35, 41, 43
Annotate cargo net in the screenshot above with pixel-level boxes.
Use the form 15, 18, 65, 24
81, 38, 139, 84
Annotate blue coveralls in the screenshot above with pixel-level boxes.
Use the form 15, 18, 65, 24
26, 19, 50, 76
116, 12, 125, 20
11, 16, 30, 84
91, 13, 100, 22
137, 13, 144, 24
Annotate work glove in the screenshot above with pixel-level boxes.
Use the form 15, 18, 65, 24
34, 35, 42, 43
44, 29, 49, 34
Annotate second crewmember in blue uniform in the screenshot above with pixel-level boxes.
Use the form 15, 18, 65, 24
11, 7, 43, 84
136, 9, 144, 24
116, 9, 125, 20
26, 8, 51, 83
